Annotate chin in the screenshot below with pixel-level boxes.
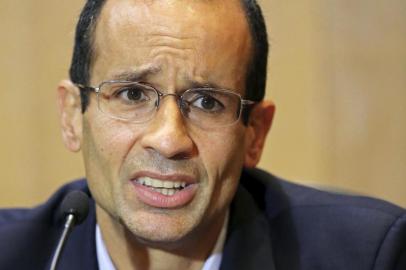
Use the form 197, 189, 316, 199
133, 232, 189, 250
117, 204, 201, 245
123, 217, 199, 250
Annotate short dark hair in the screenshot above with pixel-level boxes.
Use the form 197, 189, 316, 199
69, 0, 105, 112
69, 0, 268, 113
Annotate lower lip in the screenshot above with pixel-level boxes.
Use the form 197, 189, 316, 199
132, 181, 198, 208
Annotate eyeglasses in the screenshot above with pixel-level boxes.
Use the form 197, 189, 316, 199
76, 81, 255, 129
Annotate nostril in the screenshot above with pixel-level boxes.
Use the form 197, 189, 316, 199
171, 151, 193, 160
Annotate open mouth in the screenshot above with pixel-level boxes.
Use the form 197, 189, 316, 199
132, 174, 198, 208
135, 177, 189, 196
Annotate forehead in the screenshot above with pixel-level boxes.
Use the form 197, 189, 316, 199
96, 0, 250, 42
92, 0, 252, 88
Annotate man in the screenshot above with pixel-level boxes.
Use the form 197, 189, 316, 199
0, 0, 405, 269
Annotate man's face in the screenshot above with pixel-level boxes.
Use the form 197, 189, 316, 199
80, 0, 255, 245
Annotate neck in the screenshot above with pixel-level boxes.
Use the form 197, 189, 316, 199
96, 206, 227, 270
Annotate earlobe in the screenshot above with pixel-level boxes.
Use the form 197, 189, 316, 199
57, 80, 83, 152
244, 100, 275, 168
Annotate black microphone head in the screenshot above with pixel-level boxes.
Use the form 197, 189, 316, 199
60, 190, 89, 225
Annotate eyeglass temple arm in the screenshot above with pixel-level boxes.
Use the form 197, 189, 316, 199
241, 100, 256, 106
75, 84, 98, 93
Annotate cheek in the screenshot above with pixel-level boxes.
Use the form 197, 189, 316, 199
82, 116, 144, 205
191, 126, 246, 202
84, 119, 138, 172
197, 127, 245, 173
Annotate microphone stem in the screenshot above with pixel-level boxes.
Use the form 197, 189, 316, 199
50, 214, 75, 270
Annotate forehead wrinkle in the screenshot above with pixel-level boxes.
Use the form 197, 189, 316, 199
149, 46, 196, 61
148, 30, 200, 42
145, 29, 201, 56
144, 32, 203, 90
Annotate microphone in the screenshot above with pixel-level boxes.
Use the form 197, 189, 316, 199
49, 190, 90, 270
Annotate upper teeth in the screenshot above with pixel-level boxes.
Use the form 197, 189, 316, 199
137, 177, 187, 189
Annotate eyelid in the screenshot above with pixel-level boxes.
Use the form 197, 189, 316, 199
188, 92, 224, 104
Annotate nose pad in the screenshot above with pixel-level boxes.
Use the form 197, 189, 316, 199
178, 99, 191, 118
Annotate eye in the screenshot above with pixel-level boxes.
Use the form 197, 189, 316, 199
115, 86, 150, 103
190, 93, 225, 113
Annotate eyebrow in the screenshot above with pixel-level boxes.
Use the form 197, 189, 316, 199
186, 79, 224, 90
109, 65, 161, 82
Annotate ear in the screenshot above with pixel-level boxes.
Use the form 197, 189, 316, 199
244, 100, 275, 168
57, 80, 83, 152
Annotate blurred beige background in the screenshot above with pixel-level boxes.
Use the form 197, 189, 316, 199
0, 0, 405, 207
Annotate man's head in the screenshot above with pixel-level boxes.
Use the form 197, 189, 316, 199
69, 0, 269, 113
58, 0, 274, 249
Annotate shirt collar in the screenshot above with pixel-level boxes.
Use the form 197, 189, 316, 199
95, 225, 116, 270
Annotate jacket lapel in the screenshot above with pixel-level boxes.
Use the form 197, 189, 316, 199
220, 185, 276, 270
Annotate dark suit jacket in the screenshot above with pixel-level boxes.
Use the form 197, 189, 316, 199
0, 169, 405, 269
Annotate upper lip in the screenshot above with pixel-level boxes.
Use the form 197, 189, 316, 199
130, 171, 197, 184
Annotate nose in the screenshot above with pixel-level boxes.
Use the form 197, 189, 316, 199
140, 97, 196, 159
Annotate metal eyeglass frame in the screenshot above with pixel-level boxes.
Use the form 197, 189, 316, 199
76, 80, 256, 127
